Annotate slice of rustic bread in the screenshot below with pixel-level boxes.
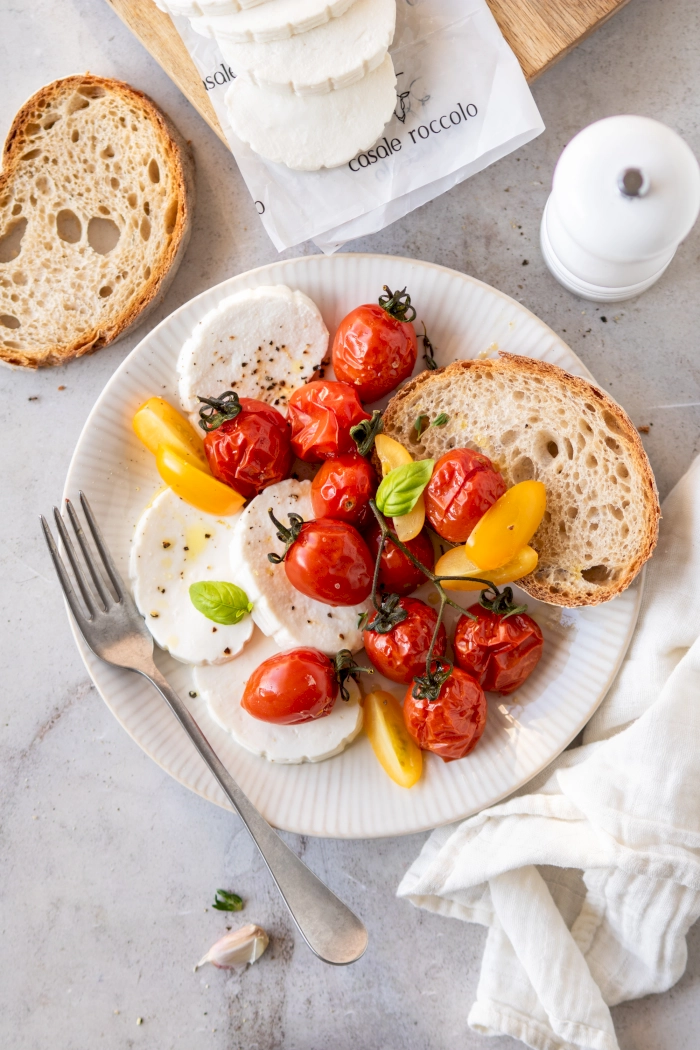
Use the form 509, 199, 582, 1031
380, 354, 660, 607
0, 75, 194, 368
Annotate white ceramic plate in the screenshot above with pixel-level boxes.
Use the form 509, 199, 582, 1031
63, 254, 642, 838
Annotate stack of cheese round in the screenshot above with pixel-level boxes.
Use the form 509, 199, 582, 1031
159, 0, 398, 170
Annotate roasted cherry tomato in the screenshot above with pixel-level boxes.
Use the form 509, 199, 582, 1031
310, 453, 377, 528
332, 286, 418, 403
133, 397, 207, 465
284, 518, 374, 606
363, 690, 423, 788
435, 543, 538, 591
363, 597, 447, 684
287, 380, 370, 462
198, 393, 293, 500
403, 667, 487, 762
363, 519, 435, 596
453, 605, 544, 695
241, 647, 338, 725
424, 448, 506, 544
465, 480, 546, 571
156, 446, 245, 516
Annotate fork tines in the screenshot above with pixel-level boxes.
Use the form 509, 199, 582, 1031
41, 493, 124, 623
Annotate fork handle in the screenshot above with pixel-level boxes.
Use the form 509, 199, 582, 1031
142, 664, 368, 966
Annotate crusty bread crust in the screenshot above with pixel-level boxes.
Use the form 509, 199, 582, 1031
0, 75, 195, 368
380, 354, 660, 607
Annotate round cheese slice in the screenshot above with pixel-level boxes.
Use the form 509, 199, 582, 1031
191, 0, 358, 44
195, 628, 363, 763
156, 0, 272, 18
225, 53, 397, 171
129, 488, 254, 665
200, 0, 395, 97
230, 478, 371, 653
177, 284, 328, 428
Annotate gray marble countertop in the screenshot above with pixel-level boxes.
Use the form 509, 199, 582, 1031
2, 1, 700, 1047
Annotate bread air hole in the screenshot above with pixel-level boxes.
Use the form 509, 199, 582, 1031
67, 94, 90, 115
605, 435, 621, 453
99, 285, 112, 298
87, 217, 120, 255
603, 410, 624, 435
581, 564, 610, 584
616, 462, 630, 479
21, 148, 41, 161
563, 437, 574, 460
56, 209, 82, 244
512, 456, 535, 483
79, 84, 106, 99
140, 217, 151, 241
0, 217, 28, 262
148, 158, 160, 184
0, 314, 20, 329
164, 199, 178, 235
100, 144, 115, 159
71, 129, 79, 143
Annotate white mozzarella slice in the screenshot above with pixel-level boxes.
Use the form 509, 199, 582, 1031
129, 488, 254, 665
195, 629, 363, 763
201, 0, 395, 96
191, 0, 357, 44
177, 285, 328, 428
155, 0, 272, 18
224, 53, 397, 171
230, 479, 371, 653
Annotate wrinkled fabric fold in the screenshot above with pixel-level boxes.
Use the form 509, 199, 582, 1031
399, 456, 700, 1050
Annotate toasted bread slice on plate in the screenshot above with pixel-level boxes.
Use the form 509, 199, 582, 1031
381, 353, 660, 607
0, 75, 194, 368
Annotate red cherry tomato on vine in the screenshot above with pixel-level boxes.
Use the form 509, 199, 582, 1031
453, 605, 544, 695
363, 597, 447, 684
363, 519, 435, 596
284, 518, 374, 606
202, 397, 293, 500
287, 380, 370, 462
241, 647, 338, 725
310, 453, 377, 528
403, 667, 487, 762
424, 448, 506, 544
332, 286, 418, 403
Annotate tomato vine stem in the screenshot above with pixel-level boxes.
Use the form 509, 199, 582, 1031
367, 500, 510, 700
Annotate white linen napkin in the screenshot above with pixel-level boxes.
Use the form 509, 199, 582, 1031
398, 454, 700, 1050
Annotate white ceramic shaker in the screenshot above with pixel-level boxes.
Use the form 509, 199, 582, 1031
540, 115, 700, 302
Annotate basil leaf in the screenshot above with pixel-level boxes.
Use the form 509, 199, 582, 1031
189, 581, 253, 625
432, 413, 449, 427
375, 459, 434, 518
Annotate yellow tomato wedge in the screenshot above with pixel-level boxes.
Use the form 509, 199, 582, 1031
133, 397, 207, 466
363, 690, 423, 788
374, 433, 426, 543
436, 544, 539, 591
466, 480, 546, 570
156, 446, 245, 516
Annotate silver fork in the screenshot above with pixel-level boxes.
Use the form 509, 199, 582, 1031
41, 493, 367, 966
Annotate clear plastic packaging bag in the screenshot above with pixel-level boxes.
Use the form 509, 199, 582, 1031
174, 0, 544, 252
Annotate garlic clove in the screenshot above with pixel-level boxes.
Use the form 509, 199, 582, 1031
194, 924, 269, 972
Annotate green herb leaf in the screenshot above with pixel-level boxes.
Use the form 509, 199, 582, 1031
189, 581, 253, 625
212, 889, 244, 912
432, 413, 449, 427
375, 459, 434, 518
413, 414, 429, 436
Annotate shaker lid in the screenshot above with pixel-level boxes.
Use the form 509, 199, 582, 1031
552, 115, 700, 262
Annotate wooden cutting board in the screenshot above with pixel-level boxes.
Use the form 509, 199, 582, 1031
104, 0, 631, 147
